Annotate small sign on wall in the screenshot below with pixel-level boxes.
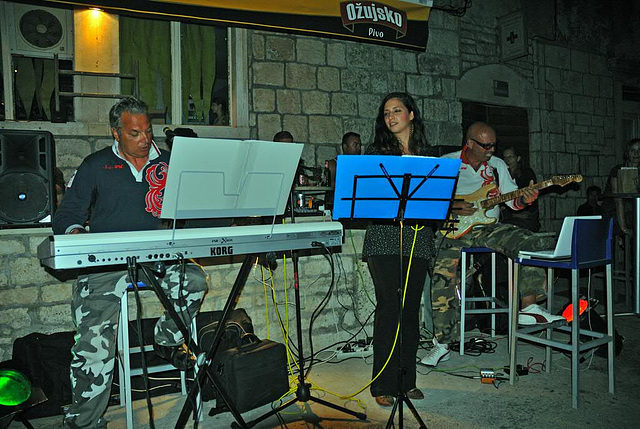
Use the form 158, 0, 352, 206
499, 11, 527, 61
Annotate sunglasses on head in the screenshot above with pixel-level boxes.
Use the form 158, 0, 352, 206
469, 138, 497, 150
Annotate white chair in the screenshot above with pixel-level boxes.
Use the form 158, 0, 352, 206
460, 247, 513, 355
509, 218, 615, 408
116, 282, 197, 428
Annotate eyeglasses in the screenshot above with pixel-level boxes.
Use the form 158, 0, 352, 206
469, 138, 497, 150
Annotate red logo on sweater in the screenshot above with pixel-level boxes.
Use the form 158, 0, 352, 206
145, 162, 168, 218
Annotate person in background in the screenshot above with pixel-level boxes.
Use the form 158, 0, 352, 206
273, 131, 294, 143
577, 185, 603, 216
327, 132, 362, 188
602, 138, 640, 236
362, 92, 434, 407
501, 146, 541, 232
208, 96, 229, 126
53, 97, 209, 429
163, 126, 198, 151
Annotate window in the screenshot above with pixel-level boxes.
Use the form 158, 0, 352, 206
1, 4, 248, 137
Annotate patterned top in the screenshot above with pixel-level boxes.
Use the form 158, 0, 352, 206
362, 220, 436, 260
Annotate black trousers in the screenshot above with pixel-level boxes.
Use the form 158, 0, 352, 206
368, 255, 429, 397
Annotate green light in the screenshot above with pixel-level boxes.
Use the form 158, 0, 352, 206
0, 370, 31, 406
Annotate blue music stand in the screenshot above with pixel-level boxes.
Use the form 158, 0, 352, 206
333, 154, 460, 429
333, 155, 460, 222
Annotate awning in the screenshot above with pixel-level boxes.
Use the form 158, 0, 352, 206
36, 0, 432, 51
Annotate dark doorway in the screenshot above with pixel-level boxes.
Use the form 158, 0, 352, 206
462, 101, 530, 168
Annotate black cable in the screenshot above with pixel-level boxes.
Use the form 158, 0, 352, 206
432, 0, 472, 17
448, 337, 498, 356
305, 243, 335, 377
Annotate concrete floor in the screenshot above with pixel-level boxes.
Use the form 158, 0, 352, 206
8, 311, 640, 429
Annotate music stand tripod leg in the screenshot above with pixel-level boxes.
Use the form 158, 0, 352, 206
238, 250, 366, 428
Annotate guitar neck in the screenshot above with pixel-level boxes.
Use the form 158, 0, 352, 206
481, 180, 554, 209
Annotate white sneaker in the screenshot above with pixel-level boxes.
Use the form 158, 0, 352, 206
518, 304, 565, 326
420, 338, 450, 366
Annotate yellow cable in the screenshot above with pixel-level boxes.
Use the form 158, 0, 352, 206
260, 265, 270, 339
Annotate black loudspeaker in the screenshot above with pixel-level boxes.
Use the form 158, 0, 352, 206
0, 130, 56, 226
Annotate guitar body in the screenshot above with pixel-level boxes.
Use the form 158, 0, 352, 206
443, 174, 583, 240
446, 184, 499, 239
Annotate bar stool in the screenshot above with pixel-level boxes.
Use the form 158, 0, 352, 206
117, 282, 196, 428
460, 247, 513, 355
509, 218, 615, 409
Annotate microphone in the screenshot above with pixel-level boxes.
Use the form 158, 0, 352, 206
258, 252, 278, 271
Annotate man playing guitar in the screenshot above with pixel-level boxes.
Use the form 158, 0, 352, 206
421, 121, 564, 367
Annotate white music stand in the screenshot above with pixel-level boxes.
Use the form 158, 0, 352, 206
161, 137, 303, 226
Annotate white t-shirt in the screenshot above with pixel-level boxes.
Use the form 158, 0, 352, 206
442, 149, 521, 220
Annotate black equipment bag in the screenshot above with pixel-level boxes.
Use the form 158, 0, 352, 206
10, 331, 75, 419
208, 339, 289, 413
197, 308, 255, 355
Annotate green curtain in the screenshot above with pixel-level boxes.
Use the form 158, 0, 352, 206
119, 17, 171, 121
181, 23, 217, 124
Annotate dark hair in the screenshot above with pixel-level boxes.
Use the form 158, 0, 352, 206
586, 185, 602, 194
164, 127, 198, 150
109, 97, 149, 132
273, 131, 294, 142
368, 92, 431, 156
341, 132, 360, 146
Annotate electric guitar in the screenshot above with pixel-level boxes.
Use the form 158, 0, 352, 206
445, 174, 583, 239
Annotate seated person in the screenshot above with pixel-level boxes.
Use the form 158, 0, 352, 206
501, 146, 541, 232
422, 121, 564, 367
577, 185, 603, 216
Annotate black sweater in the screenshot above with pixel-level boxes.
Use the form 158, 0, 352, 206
53, 146, 171, 234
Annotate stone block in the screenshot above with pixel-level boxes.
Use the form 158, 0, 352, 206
253, 88, 275, 112
545, 45, 571, 69
438, 122, 463, 146
331, 93, 358, 116
426, 28, 459, 56
562, 70, 583, 94
3, 286, 38, 306
252, 34, 265, 60
41, 282, 73, 303
283, 115, 309, 143
276, 89, 302, 114
0, 270, 7, 288
266, 36, 295, 61
302, 91, 330, 115
407, 75, 439, 97
392, 49, 417, 73
589, 53, 608, 75
418, 52, 460, 77
341, 69, 371, 92
327, 43, 347, 67
10, 257, 55, 286
257, 114, 282, 141
346, 43, 374, 68
318, 67, 340, 92
428, 8, 458, 30
441, 78, 456, 97
422, 98, 449, 122
357, 94, 380, 119
553, 92, 571, 112
37, 304, 72, 325
0, 239, 26, 255
575, 113, 592, 126
572, 95, 594, 114
316, 145, 339, 163
460, 40, 477, 55
570, 50, 590, 73
253, 62, 285, 86
476, 42, 498, 57
309, 117, 343, 145
580, 74, 598, 97
343, 118, 374, 144
548, 112, 564, 133
0, 308, 31, 330
604, 117, 615, 139
286, 63, 317, 89
297, 38, 326, 65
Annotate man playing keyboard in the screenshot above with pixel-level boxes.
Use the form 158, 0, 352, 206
53, 97, 209, 429
422, 121, 563, 367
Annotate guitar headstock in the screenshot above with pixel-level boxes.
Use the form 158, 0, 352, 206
551, 175, 583, 186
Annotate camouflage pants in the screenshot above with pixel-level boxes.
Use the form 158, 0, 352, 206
431, 223, 555, 344
63, 263, 208, 429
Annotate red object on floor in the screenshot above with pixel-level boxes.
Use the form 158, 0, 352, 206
562, 299, 589, 322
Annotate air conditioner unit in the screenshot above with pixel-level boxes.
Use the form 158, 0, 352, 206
6, 2, 73, 59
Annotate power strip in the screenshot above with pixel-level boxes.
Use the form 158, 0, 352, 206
334, 345, 373, 360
